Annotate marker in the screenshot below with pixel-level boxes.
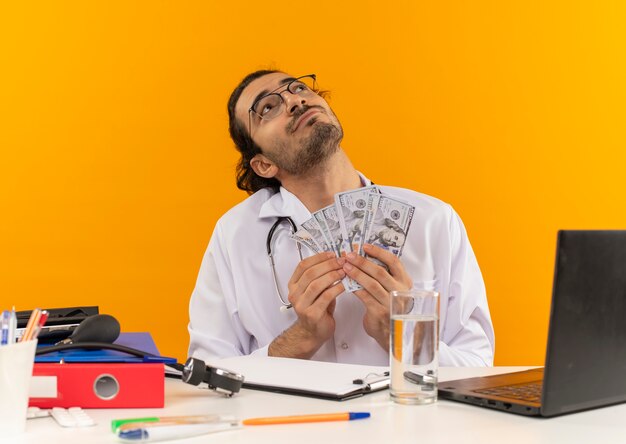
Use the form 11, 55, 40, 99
242, 412, 370, 425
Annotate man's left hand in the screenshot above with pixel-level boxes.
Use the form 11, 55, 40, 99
342, 244, 413, 351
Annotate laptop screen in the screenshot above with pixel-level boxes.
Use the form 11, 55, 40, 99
542, 230, 626, 416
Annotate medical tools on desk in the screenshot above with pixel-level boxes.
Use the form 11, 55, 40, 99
33, 313, 245, 398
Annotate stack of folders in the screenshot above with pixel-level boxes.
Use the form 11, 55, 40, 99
29, 332, 173, 408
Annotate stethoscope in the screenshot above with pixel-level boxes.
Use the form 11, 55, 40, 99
266, 216, 303, 311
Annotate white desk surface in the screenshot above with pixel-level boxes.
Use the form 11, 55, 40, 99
17, 366, 626, 444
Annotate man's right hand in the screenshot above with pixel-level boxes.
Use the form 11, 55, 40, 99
268, 251, 346, 359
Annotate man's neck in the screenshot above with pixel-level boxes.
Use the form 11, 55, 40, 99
279, 150, 362, 212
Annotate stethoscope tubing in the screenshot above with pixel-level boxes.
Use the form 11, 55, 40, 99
267, 216, 303, 310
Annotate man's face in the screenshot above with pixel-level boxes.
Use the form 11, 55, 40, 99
235, 72, 343, 176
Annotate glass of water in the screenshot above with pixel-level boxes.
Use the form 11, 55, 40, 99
390, 290, 440, 405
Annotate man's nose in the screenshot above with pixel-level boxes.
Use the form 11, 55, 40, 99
281, 90, 306, 115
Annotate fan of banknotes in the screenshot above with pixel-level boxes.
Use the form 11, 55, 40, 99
290, 186, 415, 291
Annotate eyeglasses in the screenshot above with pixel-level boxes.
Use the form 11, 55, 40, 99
248, 74, 317, 136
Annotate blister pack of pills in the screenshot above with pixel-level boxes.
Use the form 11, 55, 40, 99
51, 407, 96, 427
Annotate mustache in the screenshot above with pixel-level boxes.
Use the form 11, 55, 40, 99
288, 105, 325, 133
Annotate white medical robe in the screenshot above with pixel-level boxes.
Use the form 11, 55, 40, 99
188, 177, 495, 366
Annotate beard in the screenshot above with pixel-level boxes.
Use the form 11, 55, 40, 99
267, 117, 344, 176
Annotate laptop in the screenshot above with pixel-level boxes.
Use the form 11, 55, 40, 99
438, 230, 626, 417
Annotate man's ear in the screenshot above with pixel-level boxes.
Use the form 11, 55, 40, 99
250, 154, 279, 179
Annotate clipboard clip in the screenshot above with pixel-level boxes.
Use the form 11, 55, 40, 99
352, 371, 390, 386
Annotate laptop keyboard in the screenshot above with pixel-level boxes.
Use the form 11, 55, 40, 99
474, 381, 543, 403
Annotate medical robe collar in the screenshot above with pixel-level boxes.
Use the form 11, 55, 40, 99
257, 172, 372, 225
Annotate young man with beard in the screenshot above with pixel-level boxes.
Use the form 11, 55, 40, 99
188, 71, 495, 366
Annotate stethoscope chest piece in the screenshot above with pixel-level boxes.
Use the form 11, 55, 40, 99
182, 357, 245, 397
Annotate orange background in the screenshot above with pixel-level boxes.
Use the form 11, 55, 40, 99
1, 2, 625, 365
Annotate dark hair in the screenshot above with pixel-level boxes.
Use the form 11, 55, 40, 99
227, 69, 281, 194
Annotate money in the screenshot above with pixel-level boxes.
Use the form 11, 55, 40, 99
361, 189, 382, 256
301, 217, 333, 253
335, 185, 379, 255
288, 185, 415, 293
313, 209, 334, 253
363, 195, 415, 266
321, 205, 348, 257
289, 228, 321, 254
335, 186, 380, 292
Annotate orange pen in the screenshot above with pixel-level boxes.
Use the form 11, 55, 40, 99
242, 412, 370, 426
19, 308, 42, 342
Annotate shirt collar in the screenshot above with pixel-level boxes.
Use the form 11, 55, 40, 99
357, 171, 372, 187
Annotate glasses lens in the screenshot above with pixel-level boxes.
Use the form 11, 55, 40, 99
254, 94, 283, 120
288, 76, 316, 95
251, 76, 317, 124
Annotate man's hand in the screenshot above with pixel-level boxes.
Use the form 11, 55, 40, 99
269, 252, 346, 359
342, 244, 412, 351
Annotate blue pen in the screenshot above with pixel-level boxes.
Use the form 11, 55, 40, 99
1, 310, 10, 345
8, 307, 17, 344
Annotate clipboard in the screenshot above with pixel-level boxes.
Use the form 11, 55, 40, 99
214, 356, 390, 401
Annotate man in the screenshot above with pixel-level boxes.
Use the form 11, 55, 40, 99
188, 70, 495, 366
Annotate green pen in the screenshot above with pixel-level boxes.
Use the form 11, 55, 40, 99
112, 417, 159, 432
111, 415, 231, 433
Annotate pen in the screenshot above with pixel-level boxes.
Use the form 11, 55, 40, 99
31, 310, 49, 341
20, 308, 41, 342
115, 416, 239, 442
242, 412, 370, 426
113, 412, 370, 441
111, 415, 229, 432
8, 307, 17, 344
1, 310, 10, 345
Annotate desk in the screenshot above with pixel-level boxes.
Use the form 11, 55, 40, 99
19, 367, 626, 444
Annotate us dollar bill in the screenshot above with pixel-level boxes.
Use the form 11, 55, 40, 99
321, 205, 348, 257
301, 217, 333, 253
335, 185, 379, 256
312, 208, 336, 256
363, 195, 415, 266
289, 227, 321, 254
335, 186, 380, 292
360, 189, 382, 256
